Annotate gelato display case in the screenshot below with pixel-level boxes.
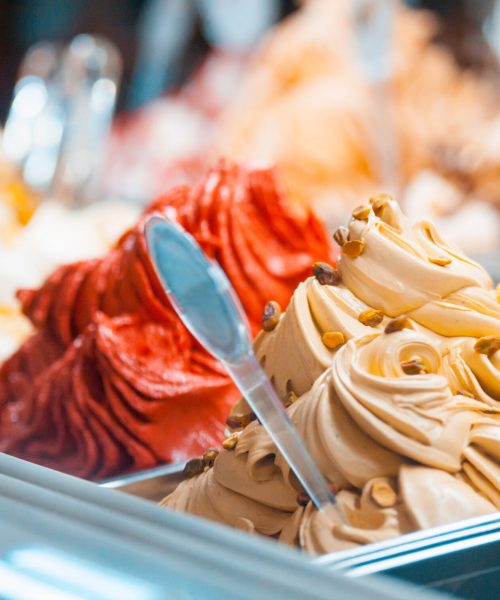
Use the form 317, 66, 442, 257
0, 452, 448, 600
102, 460, 500, 600
0, 2, 499, 598
322, 513, 500, 600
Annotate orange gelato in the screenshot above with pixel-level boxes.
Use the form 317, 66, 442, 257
0, 161, 336, 479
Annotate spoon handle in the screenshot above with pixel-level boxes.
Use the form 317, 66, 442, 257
227, 355, 338, 513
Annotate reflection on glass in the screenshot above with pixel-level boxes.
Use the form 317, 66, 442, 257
2, 546, 159, 600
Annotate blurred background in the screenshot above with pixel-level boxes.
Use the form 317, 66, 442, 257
0, 0, 299, 117
0, 0, 497, 116
0, 0, 499, 359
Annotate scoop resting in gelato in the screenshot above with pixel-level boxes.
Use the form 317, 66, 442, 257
163, 195, 500, 554
0, 161, 335, 479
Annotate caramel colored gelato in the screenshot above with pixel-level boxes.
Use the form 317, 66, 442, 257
216, 1, 500, 229
163, 195, 500, 554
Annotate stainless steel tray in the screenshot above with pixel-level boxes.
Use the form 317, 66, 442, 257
320, 513, 500, 600
102, 466, 499, 599
100, 462, 185, 502
4, 453, 429, 600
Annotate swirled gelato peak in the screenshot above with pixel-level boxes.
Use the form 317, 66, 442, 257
163, 195, 500, 555
338, 195, 492, 316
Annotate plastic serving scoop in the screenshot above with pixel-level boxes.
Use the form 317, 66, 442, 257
145, 215, 339, 513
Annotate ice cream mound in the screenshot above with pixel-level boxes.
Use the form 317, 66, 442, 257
162, 195, 500, 554
216, 1, 500, 227
0, 161, 335, 479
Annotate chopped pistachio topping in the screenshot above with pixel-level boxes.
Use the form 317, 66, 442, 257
183, 457, 205, 479
428, 256, 452, 267
226, 413, 256, 429
352, 205, 371, 221
385, 317, 411, 334
358, 309, 384, 327
369, 193, 392, 215
400, 358, 427, 375
312, 261, 341, 286
342, 239, 364, 258
333, 226, 349, 247
262, 301, 281, 332
371, 480, 397, 507
202, 448, 219, 468
322, 331, 346, 350
222, 434, 239, 450
474, 335, 500, 356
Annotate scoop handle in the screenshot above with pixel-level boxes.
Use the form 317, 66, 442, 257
227, 354, 338, 512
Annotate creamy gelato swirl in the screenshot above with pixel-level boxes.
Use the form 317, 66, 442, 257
339, 200, 491, 316
280, 466, 494, 554
333, 330, 489, 472
253, 278, 375, 400
163, 198, 500, 554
